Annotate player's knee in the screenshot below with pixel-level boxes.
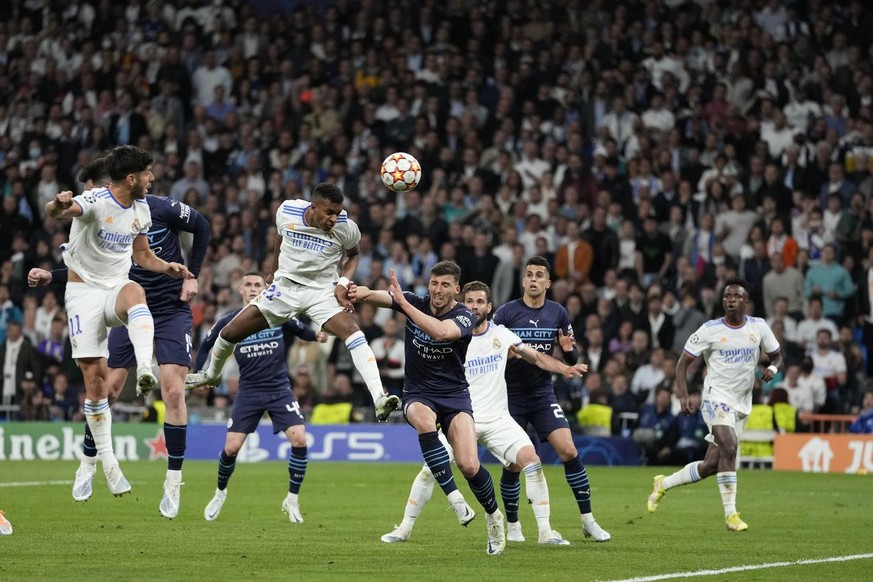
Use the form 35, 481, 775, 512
290, 431, 307, 448
556, 445, 578, 462
161, 388, 185, 411
224, 444, 241, 457
456, 457, 479, 478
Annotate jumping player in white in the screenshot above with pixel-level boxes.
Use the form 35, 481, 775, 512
381, 281, 589, 546
44, 145, 192, 497
647, 278, 782, 531
185, 183, 399, 420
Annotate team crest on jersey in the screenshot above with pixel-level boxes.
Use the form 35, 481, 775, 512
749, 333, 757, 344
493, 338, 501, 349
132, 218, 142, 233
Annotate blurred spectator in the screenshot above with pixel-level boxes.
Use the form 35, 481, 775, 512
633, 386, 675, 465
1, 321, 43, 410
803, 244, 855, 326
49, 372, 78, 421
848, 391, 873, 434
310, 373, 354, 425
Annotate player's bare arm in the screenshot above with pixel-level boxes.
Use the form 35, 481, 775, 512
265, 233, 282, 285
132, 236, 193, 279
674, 350, 695, 414
760, 350, 784, 382
45, 191, 83, 219
335, 244, 360, 310
510, 343, 589, 378
388, 269, 461, 342
350, 283, 394, 308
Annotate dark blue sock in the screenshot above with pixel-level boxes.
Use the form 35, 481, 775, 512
467, 466, 499, 514
418, 431, 458, 495
288, 446, 307, 494
164, 423, 187, 471
564, 455, 592, 514
500, 467, 521, 522
217, 450, 237, 491
83, 423, 97, 458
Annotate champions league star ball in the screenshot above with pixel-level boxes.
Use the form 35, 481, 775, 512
380, 152, 422, 192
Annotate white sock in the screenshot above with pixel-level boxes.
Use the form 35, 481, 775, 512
663, 461, 703, 490
522, 462, 552, 534
166, 469, 182, 484
345, 331, 385, 403
716, 471, 738, 517
84, 399, 115, 465
400, 466, 435, 531
126, 304, 155, 370
205, 335, 236, 379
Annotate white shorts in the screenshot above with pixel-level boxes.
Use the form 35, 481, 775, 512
251, 277, 343, 330
701, 400, 748, 444
65, 281, 127, 359
434, 414, 533, 468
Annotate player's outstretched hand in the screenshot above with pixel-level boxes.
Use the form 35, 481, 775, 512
387, 269, 408, 307
561, 362, 589, 379
180, 277, 198, 302
27, 268, 52, 288
54, 191, 74, 210
166, 262, 193, 279
335, 279, 354, 312
557, 329, 576, 351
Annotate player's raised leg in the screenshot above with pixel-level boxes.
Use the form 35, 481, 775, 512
116, 282, 157, 397
186, 305, 269, 388
204, 432, 246, 521
281, 424, 308, 524
322, 312, 399, 421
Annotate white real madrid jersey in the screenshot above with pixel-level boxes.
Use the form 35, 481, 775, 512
683, 316, 780, 415
63, 187, 152, 290
464, 321, 524, 423
274, 200, 361, 287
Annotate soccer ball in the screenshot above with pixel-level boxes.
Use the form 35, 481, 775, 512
380, 152, 422, 192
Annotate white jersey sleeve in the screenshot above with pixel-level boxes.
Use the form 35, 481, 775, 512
760, 321, 780, 355
683, 323, 713, 358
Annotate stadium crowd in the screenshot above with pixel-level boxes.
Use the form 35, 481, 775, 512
2, 0, 873, 455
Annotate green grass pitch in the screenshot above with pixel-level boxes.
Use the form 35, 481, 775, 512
1, 461, 871, 581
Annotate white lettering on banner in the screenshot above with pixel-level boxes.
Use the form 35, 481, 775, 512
845, 441, 873, 474
303, 432, 385, 461
798, 436, 834, 472
0, 427, 127, 461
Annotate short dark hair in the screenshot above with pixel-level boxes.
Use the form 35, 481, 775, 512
311, 182, 344, 204
461, 280, 491, 303
78, 155, 108, 184
525, 255, 552, 278
722, 277, 750, 298
430, 260, 461, 283
105, 146, 153, 181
